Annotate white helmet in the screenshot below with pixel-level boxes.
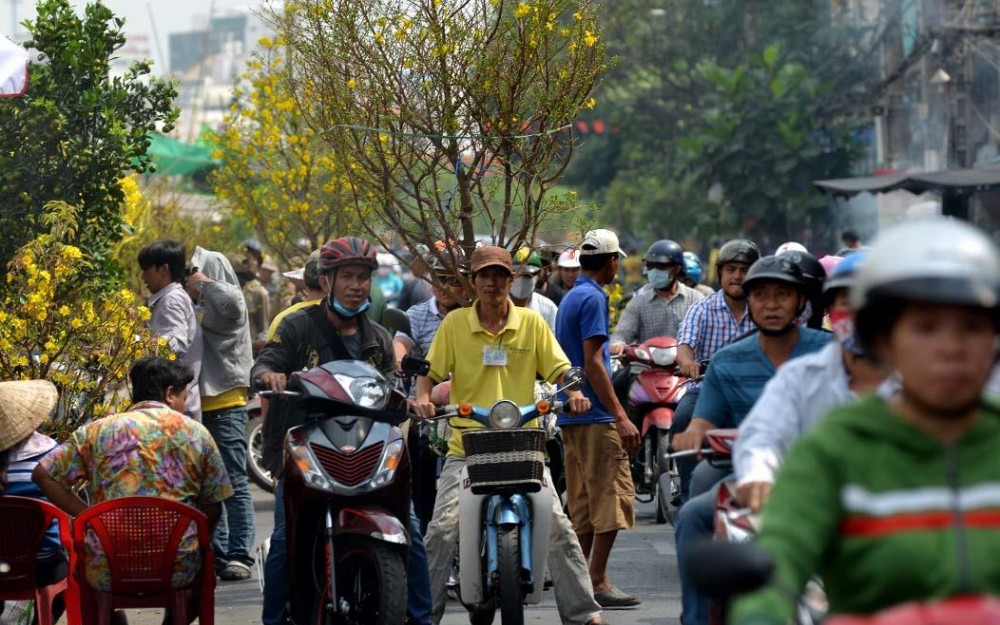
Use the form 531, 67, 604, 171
558, 249, 581, 268
775, 241, 808, 256
852, 218, 1000, 344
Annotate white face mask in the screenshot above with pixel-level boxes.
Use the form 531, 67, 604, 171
510, 275, 535, 300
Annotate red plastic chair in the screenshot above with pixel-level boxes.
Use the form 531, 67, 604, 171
0, 495, 74, 625
70, 496, 215, 625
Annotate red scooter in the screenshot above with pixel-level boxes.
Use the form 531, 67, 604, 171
620, 336, 690, 523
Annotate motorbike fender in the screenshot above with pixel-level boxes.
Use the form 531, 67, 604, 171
459, 465, 488, 605
335, 506, 408, 545
524, 480, 553, 604
642, 407, 675, 436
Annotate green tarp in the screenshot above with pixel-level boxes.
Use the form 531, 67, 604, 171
146, 133, 220, 176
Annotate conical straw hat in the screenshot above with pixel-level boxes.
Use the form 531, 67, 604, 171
0, 380, 58, 451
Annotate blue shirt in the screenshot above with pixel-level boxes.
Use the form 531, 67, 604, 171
695, 328, 832, 428
555, 275, 615, 426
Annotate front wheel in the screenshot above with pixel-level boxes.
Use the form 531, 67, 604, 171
246, 414, 275, 492
312, 536, 407, 625
497, 528, 524, 625
655, 432, 674, 524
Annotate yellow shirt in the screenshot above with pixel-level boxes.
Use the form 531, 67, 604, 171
266, 299, 322, 341
201, 387, 248, 413
426, 300, 570, 457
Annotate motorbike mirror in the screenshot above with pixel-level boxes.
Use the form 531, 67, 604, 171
686, 541, 773, 597
381, 307, 412, 338
401, 355, 431, 377
562, 367, 585, 392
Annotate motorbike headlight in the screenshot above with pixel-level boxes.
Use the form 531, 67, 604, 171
286, 438, 335, 493
370, 439, 405, 489
649, 346, 677, 366
489, 400, 521, 429
333, 373, 388, 409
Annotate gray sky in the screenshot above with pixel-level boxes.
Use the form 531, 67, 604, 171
5, 0, 266, 73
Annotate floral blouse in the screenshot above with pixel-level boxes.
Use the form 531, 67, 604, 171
40, 402, 232, 590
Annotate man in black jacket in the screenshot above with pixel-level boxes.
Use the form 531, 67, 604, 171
252, 236, 431, 625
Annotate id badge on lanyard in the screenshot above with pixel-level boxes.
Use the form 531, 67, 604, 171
482, 345, 508, 366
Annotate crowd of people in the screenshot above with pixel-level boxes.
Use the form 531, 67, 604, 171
4, 218, 1000, 625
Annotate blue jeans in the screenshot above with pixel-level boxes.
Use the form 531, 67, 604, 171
262, 479, 432, 625
203, 406, 255, 567
675, 462, 731, 625
671, 386, 700, 502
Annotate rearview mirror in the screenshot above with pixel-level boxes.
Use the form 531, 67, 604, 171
563, 367, 585, 392
401, 355, 431, 377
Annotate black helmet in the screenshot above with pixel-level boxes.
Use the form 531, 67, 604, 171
740, 255, 805, 295
717, 239, 760, 270
778, 250, 825, 295
644, 239, 685, 266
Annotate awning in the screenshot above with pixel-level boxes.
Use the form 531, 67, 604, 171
146, 133, 220, 176
815, 168, 1000, 197
0, 36, 29, 97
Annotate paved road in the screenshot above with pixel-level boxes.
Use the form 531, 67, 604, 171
127, 485, 682, 625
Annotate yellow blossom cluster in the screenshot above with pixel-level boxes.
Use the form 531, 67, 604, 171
0, 203, 172, 441
605, 281, 625, 329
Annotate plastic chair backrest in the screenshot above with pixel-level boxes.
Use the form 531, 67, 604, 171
71, 496, 210, 594
0, 495, 71, 595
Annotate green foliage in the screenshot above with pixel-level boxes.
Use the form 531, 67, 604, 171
567, 0, 877, 244
0, 0, 178, 284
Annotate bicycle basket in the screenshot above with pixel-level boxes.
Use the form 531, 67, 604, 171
462, 429, 546, 495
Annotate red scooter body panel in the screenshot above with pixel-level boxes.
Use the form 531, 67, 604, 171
705, 429, 739, 456
641, 406, 676, 437
824, 595, 1000, 625
337, 505, 408, 542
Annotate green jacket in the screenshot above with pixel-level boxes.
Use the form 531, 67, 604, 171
731, 394, 1000, 624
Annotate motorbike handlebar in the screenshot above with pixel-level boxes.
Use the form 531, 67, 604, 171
256, 389, 302, 398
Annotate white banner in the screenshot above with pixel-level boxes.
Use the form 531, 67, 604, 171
0, 36, 29, 97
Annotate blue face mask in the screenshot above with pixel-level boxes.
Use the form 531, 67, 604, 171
328, 294, 370, 318
647, 268, 675, 290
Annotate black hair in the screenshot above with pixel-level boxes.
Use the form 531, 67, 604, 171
841, 229, 860, 245
0, 447, 10, 495
580, 253, 616, 272
129, 356, 194, 404
138, 240, 187, 283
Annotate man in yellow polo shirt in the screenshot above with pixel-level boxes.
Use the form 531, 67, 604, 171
413, 245, 608, 625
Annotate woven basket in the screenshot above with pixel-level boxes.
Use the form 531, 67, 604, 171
463, 429, 546, 495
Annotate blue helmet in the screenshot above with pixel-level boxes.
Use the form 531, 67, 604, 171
823, 249, 868, 305
644, 239, 685, 266
683, 251, 703, 284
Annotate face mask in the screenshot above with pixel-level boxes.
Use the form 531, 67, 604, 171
510, 275, 535, 300
647, 268, 675, 291
327, 292, 371, 318
828, 309, 864, 355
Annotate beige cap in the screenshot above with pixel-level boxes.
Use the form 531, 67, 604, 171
0, 380, 58, 451
579, 228, 627, 257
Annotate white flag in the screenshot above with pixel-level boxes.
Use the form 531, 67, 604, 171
0, 36, 29, 97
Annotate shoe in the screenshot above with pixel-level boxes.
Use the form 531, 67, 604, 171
594, 585, 641, 608
219, 560, 253, 581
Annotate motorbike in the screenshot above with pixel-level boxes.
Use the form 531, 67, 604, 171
688, 542, 1000, 625
619, 336, 690, 523
259, 355, 429, 625
427, 368, 585, 625
672, 429, 825, 625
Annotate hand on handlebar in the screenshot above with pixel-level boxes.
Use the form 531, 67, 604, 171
736, 481, 773, 513
679, 362, 702, 380
412, 400, 437, 419
258, 372, 288, 394
610, 341, 625, 357
672, 428, 706, 455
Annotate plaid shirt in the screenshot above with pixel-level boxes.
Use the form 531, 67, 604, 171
395, 297, 446, 357
676, 289, 756, 363
611, 282, 704, 344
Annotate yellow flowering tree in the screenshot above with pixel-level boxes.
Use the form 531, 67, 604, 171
0, 202, 171, 441
268, 0, 608, 274
210, 40, 362, 267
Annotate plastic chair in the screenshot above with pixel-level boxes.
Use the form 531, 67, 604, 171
0, 495, 73, 625
71, 496, 215, 625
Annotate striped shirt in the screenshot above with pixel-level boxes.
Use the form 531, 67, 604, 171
395, 297, 447, 358
676, 289, 756, 362
6, 432, 61, 553
612, 282, 704, 344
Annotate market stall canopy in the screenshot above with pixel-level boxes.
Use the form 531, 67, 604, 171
0, 36, 29, 97
146, 133, 220, 176
815, 168, 1000, 197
